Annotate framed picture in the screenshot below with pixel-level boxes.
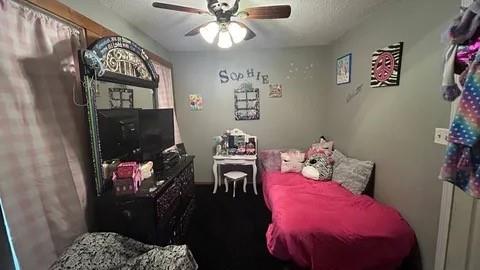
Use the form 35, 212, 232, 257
336, 53, 352, 85
108, 88, 134, 108
269, 84, 283, 98
188, 94, 203, 111
370, 42, 403, 88
234, 82, 260, 121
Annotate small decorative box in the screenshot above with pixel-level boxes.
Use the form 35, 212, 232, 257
115, 162, 139, 179
113, 162, 142, 195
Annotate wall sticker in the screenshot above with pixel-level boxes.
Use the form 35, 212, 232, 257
346, 84, 364, 103
219, 68, 269, 85
286, 62, 316, 80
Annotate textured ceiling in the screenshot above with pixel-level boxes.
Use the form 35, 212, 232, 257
98, 0, 387, 51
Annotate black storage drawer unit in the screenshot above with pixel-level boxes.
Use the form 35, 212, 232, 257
96, 156, 195, 246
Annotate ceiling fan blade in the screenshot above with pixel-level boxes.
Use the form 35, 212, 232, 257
185, 22, 212, 37
152, 2, 210, 15
234, 22, 256, 40
243, 5, 291, 19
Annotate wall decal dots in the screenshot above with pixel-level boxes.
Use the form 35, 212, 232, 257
285, 62, 319, 81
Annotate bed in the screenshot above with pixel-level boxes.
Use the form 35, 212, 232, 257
262, 170, 415, 270
49, 232, 198, 270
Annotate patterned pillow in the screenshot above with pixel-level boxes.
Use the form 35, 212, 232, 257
332, 157, 374, 194
302, 154, 334, 181
306, 139, 334, 158
259, 149, 283, 172
280, 150, 305, 173
332, 149, 347, 169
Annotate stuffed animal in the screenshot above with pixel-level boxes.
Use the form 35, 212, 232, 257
302, 154, 334, 181
83, 50, 105, 77
306, 138, 334, 158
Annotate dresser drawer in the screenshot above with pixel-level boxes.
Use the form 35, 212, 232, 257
96, 198, 157, 244
156, 182, 181, 221
178, 163, 195, 197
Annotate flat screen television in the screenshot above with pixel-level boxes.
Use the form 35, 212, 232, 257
97, 109, 140, 161
138, 109, 175, 160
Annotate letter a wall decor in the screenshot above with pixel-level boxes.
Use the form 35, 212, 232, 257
370, 42, 403, 88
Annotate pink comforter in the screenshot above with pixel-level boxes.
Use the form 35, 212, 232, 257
263, 172, 415, 270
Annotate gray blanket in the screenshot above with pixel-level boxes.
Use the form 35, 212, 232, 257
49, 232, 198, 270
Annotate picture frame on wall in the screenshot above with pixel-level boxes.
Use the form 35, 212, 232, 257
370, 42, 403, 88
336, 53, 352, 85
234, 82, 260, 121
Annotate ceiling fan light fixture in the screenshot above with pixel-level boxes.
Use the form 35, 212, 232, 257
228, 22, 247, 44
236, 11, 249, 19
218, 29, 233, 49
200, 22, 220, 44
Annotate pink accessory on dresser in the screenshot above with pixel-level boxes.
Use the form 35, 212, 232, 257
115, 162, 139, 179
113, 162, 142, 195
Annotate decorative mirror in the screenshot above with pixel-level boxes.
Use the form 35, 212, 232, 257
227, 128, 257, 156
79, 36, 159, 196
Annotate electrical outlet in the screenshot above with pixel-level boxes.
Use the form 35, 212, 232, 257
434, 128, 449, 146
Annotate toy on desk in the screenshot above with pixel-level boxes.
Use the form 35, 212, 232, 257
237, 143, 246, 155
101, 160, 120, 180
112, 162, 142, 195
82, 49, 105, 77
213, 135, 224, 155
246, 138, 256, 155
140, 161, 154, 179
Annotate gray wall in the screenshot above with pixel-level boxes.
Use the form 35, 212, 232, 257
58, 0, 170, 60
171, 47, 330, 182
324, 0, 457, 269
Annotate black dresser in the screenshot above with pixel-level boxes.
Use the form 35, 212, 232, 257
95, 156, 195, 246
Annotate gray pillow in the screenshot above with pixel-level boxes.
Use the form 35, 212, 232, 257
332, 155, 374, 194
332, 150, 347, 168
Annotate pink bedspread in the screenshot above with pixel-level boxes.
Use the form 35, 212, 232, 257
263, 172, 415, 270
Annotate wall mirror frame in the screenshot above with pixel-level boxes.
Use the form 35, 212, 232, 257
79, 36, 159, 196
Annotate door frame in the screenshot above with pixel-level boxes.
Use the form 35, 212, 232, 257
434, 20, 467, 267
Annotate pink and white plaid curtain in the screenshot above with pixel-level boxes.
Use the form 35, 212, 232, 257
153, 61, 182, 144
0, 0, 89, 269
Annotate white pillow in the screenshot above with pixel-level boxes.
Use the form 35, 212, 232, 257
280, 150, 305, 173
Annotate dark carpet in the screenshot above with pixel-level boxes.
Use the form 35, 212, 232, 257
186, 184, 289, 270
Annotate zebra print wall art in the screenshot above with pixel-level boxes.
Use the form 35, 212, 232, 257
370, 42, 403, 88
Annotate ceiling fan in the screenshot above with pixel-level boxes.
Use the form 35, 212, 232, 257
152, 0, 291, 49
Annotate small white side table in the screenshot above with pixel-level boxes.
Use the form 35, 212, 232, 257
212, 155, 258, 195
